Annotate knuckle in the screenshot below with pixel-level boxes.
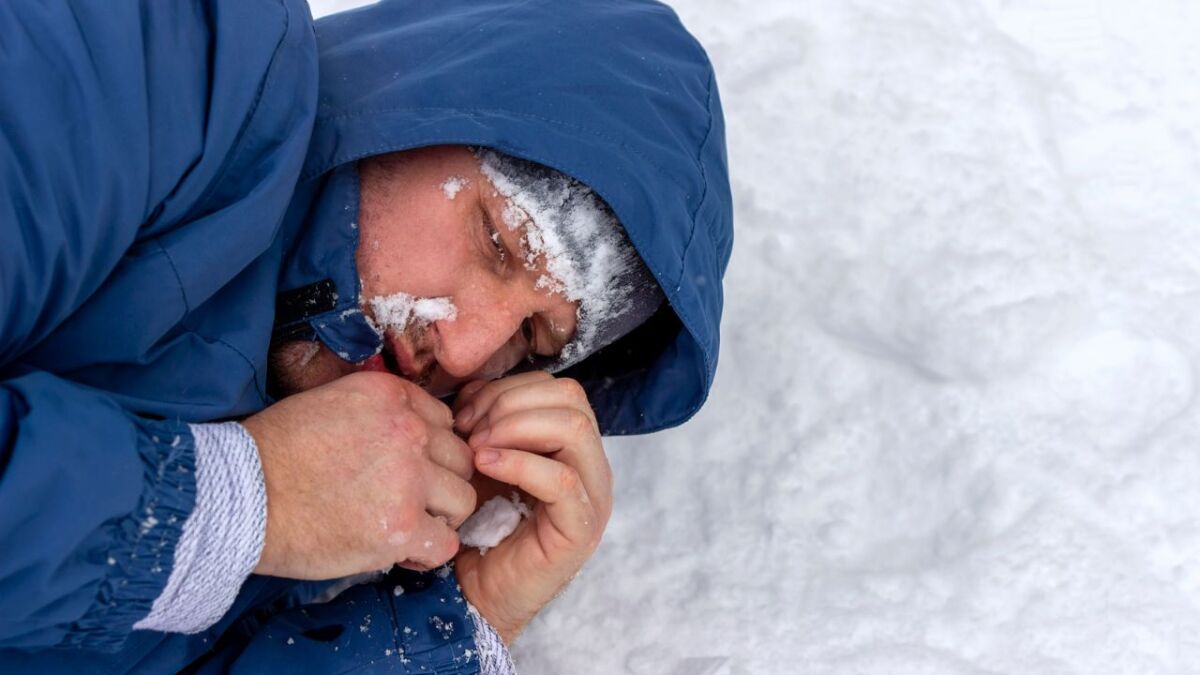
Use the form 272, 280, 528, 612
441, 533, 461, 561
557, 377, 587, 402
566, 409, 593, 437
456, 448, 476, 475
392, 505, 420, 535
436, 402, 454, 428
390, 412, 429, 450
365, 371, 411, 402
488, 390, 514, 420
557, 466, 581, 497
456, 484, 478, 522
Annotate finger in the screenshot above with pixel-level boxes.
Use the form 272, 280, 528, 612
469, 471, 520, 506
396, 378, 454, 429
423, 463, 478, 528
471, 407, 610, 507
454, 371, 554, 433
451, 379, 489, 415
474, 448, 598, 546
470, 378, 596, 433
426, 427, 474, 479
397, 512, 461, 569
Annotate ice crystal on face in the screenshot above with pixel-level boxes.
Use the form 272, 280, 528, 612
367, 292, 458, 336
441, 175, 469, 200
477, 150, 644, 366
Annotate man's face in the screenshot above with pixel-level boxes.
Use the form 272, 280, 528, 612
269, 145, 579, 397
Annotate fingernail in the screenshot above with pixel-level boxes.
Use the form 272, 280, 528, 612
476, 449, 500, 465
457, 405, 476, 428
463, 380, 486, 396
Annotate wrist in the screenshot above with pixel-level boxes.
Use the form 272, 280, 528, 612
241, 415, 286, 577
455, 555, 527, 645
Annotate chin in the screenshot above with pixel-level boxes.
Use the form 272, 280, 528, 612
267, 341, 355, 398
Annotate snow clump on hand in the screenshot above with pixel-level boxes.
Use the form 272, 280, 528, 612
459, 492, 531, 554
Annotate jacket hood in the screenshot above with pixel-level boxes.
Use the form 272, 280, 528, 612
280, 0, 732, 435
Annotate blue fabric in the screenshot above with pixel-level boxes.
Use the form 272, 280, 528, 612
0, 0, 730, 671
0, 0, 322, 665
195, 566, 480, 675
288, 0, 733, 435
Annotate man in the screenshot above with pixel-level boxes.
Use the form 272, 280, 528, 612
0, 0, 731, 672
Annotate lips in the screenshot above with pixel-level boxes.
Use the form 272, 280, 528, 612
358, 353, 389, 372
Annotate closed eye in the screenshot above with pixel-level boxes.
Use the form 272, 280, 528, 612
481, 210, 507, 264
521, 317, 538, 355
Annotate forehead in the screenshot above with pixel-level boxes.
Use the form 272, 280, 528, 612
395, 145, 486, 185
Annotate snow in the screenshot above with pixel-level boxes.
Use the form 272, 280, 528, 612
441, 175, 468, 200
367, 292, 457, 334
459, 493, 532, 554
478, 149, 648, 368
309, 0, 1200, 672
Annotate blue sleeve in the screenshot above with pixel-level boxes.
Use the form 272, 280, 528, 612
221, 566, 485, 675
0, 372, 197, 650
0, 0, 314, 362
1, 1, 190, 361
0, 0, 315, 651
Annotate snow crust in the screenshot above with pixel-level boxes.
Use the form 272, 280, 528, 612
441, 175, 468, 200
477, 150, 643, 367
367, 292, 457, 335
459, 493, 531, 554
310, 0, 1200, 672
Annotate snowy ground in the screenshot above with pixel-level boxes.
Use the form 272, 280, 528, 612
311, 1, 1200, 672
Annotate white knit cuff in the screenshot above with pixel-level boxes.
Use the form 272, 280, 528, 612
133, 422, 267, 633
468, 603, 519, 675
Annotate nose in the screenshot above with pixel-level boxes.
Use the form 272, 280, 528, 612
432, 299, 528, 379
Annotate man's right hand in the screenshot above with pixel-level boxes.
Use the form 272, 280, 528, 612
243, 372, 476, 580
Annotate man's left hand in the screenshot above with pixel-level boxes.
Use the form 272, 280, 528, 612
452, 372, 613, 644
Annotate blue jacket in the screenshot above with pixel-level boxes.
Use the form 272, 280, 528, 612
0, 0, 730, 672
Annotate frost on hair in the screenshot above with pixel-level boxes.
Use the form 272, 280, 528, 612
476, 149, 642, 366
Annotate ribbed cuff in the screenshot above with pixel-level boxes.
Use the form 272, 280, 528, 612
467, 604, 518, 675
132, 422, 266, 634
65, 417, 197, 650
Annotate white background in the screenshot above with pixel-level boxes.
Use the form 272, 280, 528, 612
310, 1, 1200, 672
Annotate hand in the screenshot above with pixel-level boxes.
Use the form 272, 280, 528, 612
451, 372, 613, 644
243, 371, 477, 580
